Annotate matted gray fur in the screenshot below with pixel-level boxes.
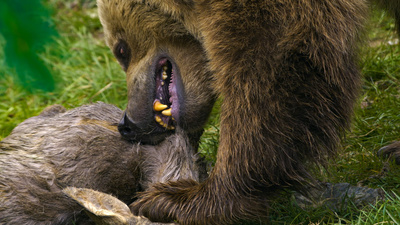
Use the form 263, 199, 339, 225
0, 102, 201, 224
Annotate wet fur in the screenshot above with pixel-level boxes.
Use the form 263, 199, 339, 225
0, 102, 201, 224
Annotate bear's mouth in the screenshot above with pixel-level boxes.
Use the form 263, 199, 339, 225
152, 57, 182, 131
118, 55, 185, 144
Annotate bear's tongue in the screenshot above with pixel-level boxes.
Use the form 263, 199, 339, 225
153, 58, 179, 130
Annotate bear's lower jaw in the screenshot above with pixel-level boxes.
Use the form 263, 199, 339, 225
118, 111, 173, 144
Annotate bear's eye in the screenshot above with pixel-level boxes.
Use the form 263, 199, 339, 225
114, 40, 131, 70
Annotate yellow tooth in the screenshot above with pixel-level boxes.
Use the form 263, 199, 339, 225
153, 101, 168, 111
172, 117, 175, 121
155, 116, 162, 123
162, 123, 167, 128
161, 81, 165, 86
163, 65, 168, 71
162, 108, 172, 116
167, 126, 175, 130
162, 72, 168, 80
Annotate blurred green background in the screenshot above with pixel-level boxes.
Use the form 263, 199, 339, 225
0, 0, 57, 92
0, 0, 127, 138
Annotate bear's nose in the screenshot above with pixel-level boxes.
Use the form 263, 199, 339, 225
118, 111, 137, 140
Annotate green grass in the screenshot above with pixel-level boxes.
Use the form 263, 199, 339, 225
264, 7, 400, 225
1, 1, 400, 224
334, 8, 400, 190
0, 2, 127, 138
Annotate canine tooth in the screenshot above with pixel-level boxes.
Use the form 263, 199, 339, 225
162, 108, 172, 116
162, 72, 168, 80
154, 101, 168, 111
155, 116, 162, 123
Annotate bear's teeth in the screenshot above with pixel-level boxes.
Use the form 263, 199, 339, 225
162, 108, 172, 116
163, 65, 168, 72
153, 101, 168, 111
156, 118, 165, 127
155, 115, 175, 129
162, 71, 168, 80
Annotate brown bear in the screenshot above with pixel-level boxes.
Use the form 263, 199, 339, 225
0, 102, 203, 224
97, 0, 399, 224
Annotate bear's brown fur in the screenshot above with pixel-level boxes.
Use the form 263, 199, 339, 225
98, 0, 397, 224
0, 102, 202, 224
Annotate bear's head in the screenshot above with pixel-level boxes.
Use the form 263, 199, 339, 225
97, 0, 216, 144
